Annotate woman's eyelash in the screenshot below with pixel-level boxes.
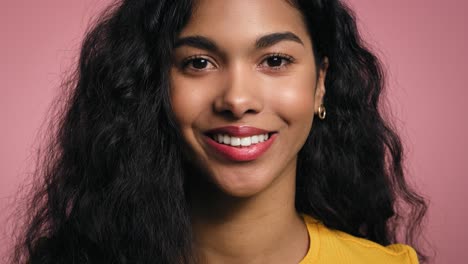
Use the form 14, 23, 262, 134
265, 53, 295, 62
260, 53, 296, 69
179, 53, 296, 71
180, 55, 214, 70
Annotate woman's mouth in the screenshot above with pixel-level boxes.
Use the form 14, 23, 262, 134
204, 126, 277, 162
210, 133, 271, 147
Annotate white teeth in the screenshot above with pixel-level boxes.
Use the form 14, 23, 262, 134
240, 137, 251, 146
213, 133, 270, 147
223, 135, 231, 144
259, 134, 265, 142
251, 135, 259, 144
231, 137, 241, 146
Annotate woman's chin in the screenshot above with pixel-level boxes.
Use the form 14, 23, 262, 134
209, 172, 276, 198
216, 183, 265, 198
184, 154, 293, 200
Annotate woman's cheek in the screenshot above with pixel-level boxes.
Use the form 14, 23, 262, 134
170, 72, 215, 126
269, 75, 316, 126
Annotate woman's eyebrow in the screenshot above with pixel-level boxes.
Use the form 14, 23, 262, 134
174, 31, 304, 52
174, 36, 219, 52
255, 32, 304, 49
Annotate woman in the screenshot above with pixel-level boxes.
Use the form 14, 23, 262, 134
13, 0, 428, 263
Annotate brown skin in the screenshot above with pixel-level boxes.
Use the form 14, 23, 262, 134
170, 0, 328, 263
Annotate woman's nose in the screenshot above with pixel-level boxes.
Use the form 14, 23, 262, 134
213, 65, 264, 119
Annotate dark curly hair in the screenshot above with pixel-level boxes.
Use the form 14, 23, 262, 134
12, 0, 428, 263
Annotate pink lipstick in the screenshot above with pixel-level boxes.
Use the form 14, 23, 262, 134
204, 126, 277, 162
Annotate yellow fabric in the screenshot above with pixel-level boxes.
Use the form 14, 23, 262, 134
299, 214, 419, 264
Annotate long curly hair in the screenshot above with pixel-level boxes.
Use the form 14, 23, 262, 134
12, 0, 428, 263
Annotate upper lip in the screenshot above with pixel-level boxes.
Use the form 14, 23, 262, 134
206, 126, 274, 137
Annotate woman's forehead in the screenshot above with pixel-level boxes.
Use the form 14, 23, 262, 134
179, 0, 311, 48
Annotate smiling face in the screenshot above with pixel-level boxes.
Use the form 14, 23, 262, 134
170, 0, 327, 197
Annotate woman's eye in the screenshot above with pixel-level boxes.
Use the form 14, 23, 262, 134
260, 54, 294, 69
182, 57, 215, 71
266, 57, 284, 67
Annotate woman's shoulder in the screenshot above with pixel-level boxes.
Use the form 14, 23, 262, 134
300, 214, 419, 264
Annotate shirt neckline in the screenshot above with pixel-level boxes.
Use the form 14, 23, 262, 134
299, 214, 321, 263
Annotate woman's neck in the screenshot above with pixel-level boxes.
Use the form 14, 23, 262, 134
188, 170, 309, 264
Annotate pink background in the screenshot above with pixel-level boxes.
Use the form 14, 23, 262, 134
1, 0, 466, 263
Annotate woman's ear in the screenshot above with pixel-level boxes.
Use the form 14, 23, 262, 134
314, 57, 329, 111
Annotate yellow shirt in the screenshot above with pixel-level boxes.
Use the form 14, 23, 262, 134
299, 214, 419, 264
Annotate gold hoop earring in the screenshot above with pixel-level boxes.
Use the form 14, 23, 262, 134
317, 105, 326, 120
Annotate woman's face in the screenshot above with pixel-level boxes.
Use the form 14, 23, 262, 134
170, 0, 327, 197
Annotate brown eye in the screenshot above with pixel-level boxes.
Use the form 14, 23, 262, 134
266, 56, 283, 67
260, 54, 295, 70
182, 56, 215, 71
191, 58, 209, 69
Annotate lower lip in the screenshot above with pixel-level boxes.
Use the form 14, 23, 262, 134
204, 134, 277, 162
